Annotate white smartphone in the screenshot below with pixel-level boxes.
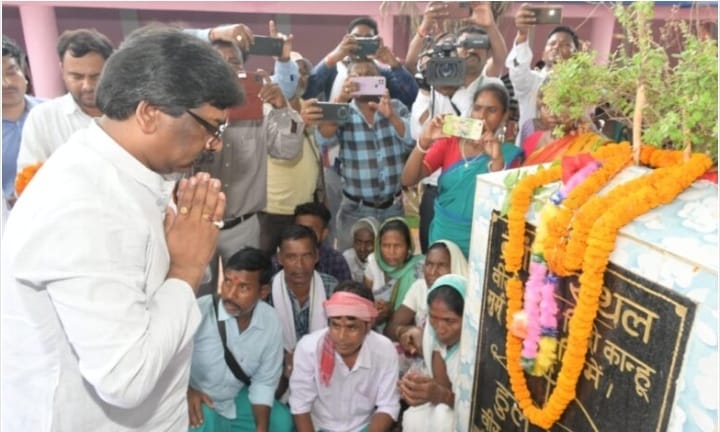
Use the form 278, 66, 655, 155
350, 76, 386, 96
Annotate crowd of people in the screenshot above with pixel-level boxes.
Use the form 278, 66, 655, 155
5, 2, 712, 432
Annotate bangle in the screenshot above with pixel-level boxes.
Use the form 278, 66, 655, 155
488, 158, 505, 172
416, 141, 429, 154
209, 28, 216, 42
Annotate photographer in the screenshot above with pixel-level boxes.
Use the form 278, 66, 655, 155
505, 3, 580, 145
302, 17, 418, 248
316, 58, 414, 251
402, 82, 522, 257
303, 17, 418, 109
410, 26, 504, 252
192, 21, 305, 296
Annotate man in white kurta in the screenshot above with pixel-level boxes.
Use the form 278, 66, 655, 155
504, 6, 580, 145
289, 290, 400, 432
1, 27, 240, 431
16, 29, 113, 173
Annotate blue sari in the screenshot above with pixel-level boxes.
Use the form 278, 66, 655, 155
429, 142, 522, 257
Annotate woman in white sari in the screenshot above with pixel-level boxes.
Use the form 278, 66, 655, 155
399, 274, 466, 432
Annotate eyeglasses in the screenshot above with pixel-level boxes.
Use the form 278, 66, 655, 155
185, 110, 228, 144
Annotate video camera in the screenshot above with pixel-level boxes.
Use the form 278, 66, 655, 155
416, 34, 491, 88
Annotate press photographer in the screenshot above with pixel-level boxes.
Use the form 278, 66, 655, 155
408, 3, 507, 253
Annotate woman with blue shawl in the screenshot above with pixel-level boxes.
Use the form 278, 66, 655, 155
402, 82, 523, 257
399, 274, 467, 432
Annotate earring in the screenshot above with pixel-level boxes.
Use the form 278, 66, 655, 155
495, 125, 506, 143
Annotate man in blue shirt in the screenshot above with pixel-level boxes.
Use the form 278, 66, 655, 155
188, 247, 292, 432
303, 16, 418, 110
2, 35, 43, 206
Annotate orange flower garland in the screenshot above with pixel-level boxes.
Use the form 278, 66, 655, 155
15, 162, 43, 197
543, 143, 633, 276
503, 145, 713, 429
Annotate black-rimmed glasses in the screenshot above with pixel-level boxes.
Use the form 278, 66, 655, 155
186, 110, 228, 144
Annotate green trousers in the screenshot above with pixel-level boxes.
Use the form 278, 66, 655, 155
190, 387, 293, 432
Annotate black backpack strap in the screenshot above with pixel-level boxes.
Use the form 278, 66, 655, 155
213, 295, 252, 387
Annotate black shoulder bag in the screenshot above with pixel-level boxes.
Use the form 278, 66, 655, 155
212, 295, 251, 387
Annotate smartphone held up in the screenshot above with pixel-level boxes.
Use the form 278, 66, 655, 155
527, 6, 563, 25
354, 37, 380, 57
316, 102, 350, 123
227, 71, 265, 121
445, 1, 471, 19
349, 76, 386, 96
248, 35, 284, 57
442, 115, 484, 141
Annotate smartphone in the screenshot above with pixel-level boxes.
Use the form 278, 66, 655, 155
527, 6, 563, 25
316, 102, 351, 122
248, 35, 284, 57
460, 33, 490, 50
354, 37, 380, 57
350, 76, 386, 96
442, 115, 484, 140
445, 1, 471, 19
227, 71, 265, 121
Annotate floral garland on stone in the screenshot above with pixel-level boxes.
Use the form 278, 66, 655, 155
502, 144, 713, 429
542, 143, 633, 276
513, 158, 602, 376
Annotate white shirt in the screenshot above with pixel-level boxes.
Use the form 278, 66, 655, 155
289, 328, 401, 432
402, 279, 429, 328
1, 121, 201, 431
505, 40, 548, 145
16, 92, 94, 172
364, 253, 390, 301
342, 248, 367, 283
1, 197, 8, 238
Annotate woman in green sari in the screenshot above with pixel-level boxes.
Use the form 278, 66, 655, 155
363, 217, 424, 327
402, 82, 523, 257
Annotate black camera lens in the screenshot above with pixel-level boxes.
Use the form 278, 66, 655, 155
438, 63, 457, 78
337, 106, 348, 120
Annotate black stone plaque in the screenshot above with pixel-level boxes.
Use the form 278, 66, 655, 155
470, 211, 697, 432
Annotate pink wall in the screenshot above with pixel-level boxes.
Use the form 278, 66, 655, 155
2, 2, 717, 98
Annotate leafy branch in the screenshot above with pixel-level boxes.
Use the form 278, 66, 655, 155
541, 1, 718, 163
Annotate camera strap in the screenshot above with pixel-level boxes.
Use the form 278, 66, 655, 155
449, 100, 461, 116
429, 88, 461, 117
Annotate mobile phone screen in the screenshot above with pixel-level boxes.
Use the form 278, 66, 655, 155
350, 76, 386, 96
316, 102, 350, 122
442, 115, 484, 140
446, 2, 471, 19
354, 38, 379, 57
528, 7, 563, 25
248, 35, 284, 57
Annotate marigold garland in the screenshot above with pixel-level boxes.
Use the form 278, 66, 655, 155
502, 144, 713, 429
543, 143, 633, 276
15, 162, 43, 197
515, 159, 600, 376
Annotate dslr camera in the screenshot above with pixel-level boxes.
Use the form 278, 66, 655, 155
417, 34, 491, 88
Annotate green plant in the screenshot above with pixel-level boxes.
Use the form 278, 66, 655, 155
541, 2, 718, 163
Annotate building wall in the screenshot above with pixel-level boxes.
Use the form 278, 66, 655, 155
2, 2, 716, 98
